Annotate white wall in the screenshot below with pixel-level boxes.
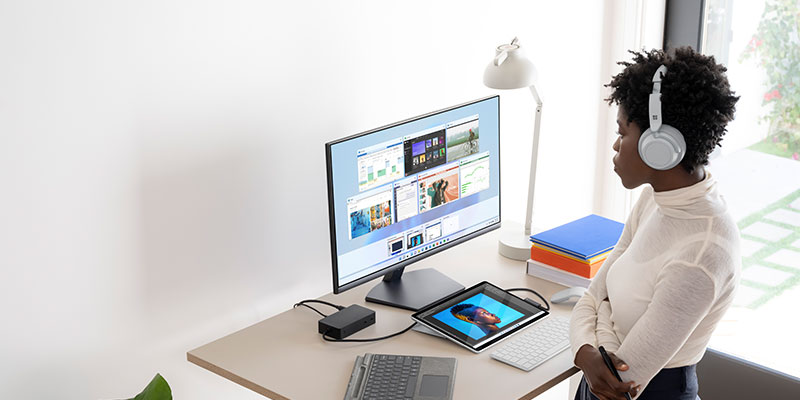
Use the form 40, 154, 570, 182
0, 1, 609, 398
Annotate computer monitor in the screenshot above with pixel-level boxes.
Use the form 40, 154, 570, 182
325, 95, 501, 310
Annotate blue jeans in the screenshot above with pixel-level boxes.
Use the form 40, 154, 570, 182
575, 365, 698, 400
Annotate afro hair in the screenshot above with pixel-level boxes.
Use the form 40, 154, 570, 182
450, 303, 478, 321
606, 47, 739, 173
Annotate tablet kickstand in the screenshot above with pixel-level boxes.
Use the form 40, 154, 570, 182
412, 323, 446, 338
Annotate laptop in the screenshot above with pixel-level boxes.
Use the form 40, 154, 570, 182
343, 353, 456, 400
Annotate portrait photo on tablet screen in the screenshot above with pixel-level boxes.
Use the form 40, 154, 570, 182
432, 293, 525, 340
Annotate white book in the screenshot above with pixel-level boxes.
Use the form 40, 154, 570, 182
526, 259, 592, 288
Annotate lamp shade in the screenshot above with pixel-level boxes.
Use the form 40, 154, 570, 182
483, 39, 538, 90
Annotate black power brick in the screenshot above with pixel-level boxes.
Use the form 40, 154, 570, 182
318, 304, 376, 339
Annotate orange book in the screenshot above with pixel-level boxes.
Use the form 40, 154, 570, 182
531, 243, 610, 264
530, 245, 604, 278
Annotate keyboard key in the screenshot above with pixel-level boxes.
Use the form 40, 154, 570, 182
404, 375, 417, 397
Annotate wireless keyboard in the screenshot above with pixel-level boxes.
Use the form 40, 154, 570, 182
490, 315, 571, 371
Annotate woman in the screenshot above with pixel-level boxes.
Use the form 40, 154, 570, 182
571, 47, 741, 400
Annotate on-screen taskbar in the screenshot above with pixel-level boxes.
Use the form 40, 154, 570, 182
338, 215, 500, 286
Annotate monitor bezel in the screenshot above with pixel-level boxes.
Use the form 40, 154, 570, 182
325, 95, 501, 294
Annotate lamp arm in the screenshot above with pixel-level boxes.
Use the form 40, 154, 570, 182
525, 84, 543, 236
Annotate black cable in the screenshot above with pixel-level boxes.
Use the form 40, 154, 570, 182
294, 299, 345, 311
322, 322, 418, 343
505, 287, 550, 311
293, 303, 328, 318
293, 299, 346, 318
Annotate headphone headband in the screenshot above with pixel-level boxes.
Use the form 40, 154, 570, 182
648, 65, 668, 132
651, 65, 667, 91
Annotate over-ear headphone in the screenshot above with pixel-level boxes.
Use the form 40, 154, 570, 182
638, 65, 686, 170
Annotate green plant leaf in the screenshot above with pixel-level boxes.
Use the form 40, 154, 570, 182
738, 0, 800, 134
127, 373, 172, 400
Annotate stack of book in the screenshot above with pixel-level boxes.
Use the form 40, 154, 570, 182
527, 214, 624, 288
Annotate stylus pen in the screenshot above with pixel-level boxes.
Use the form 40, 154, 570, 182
598, 346, 632, 400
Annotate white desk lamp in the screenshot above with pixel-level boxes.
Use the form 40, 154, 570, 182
484, 37, 543, 260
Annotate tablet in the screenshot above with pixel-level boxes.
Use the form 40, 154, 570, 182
411, 281, 549, 353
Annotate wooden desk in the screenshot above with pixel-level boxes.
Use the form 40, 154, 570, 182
187, 231, 579, 399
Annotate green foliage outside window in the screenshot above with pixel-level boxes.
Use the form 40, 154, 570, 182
740, 0, 800, 160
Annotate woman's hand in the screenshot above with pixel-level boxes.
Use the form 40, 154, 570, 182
575, 344, 640, 400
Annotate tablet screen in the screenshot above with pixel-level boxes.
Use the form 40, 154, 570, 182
412, 281, 548, 352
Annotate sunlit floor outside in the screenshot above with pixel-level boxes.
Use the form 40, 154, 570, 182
708, 148, 800, 379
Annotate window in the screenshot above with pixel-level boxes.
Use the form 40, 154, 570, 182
701, 0, 800, 379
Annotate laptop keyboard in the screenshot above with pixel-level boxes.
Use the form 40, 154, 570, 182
362, 354, 422, 399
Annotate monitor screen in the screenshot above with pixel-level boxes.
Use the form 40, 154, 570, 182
326, 96, 500, 293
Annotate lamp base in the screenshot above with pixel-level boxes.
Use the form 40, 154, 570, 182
498, 221, 535, 261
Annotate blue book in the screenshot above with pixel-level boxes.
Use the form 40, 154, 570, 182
530, 214, 624, 261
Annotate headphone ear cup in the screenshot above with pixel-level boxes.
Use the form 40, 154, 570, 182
638, 125, 686, 170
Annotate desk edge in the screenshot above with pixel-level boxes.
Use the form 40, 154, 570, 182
187, 351, 290, 400
518, 366, 580, 400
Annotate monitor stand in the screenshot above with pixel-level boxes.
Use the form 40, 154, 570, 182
365, 268, 465, 311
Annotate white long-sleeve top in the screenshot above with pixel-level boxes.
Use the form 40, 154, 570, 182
569, 171, 741, 396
